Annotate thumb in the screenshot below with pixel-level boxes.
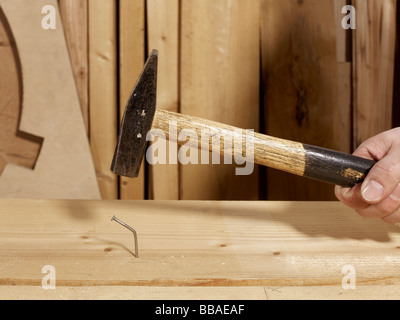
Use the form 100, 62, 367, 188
360, 147, 400, 204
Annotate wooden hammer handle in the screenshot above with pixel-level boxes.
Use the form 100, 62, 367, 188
153, 110, 375, 187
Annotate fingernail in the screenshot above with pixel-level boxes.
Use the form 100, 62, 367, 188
362, 180, 384, 202
390, 194, 400, 202
390, 184, 400, 202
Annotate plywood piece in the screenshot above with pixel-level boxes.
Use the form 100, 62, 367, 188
0, 0, 100, 199
88, 0, 118, 199
180, 0, 260, 200
0, 11, 42, 176
59, 0, 89, 133
147, 0, 179, 200
1, 199, 400, 292
352, 0, 397, 147
261, 0, 349, 201
119, 0, 145, 200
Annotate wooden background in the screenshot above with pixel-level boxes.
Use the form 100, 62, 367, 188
0, 0, 398, 201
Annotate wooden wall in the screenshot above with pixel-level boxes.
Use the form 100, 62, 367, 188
0, 0, 398, 200
261, 0, 351, 200
392, 0, 400, 129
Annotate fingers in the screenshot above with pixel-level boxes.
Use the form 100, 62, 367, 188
356, 184, 400, 219
360, 145, 400, 204
336, 183, 400, 223
334, 128, 400, 224
335, 184, 368, 210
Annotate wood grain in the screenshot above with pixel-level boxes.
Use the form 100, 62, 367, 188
0, 9, 42, 176
152, 110, 374, 187
261, 0, 349, 200
0, 0, 100, 199
334, 0, 352, 63
352, 0, 397, 147
0, 285, 267, 300
393, 2, 400, 128
119, 0, 145, 200
153, 109, 306, 177
3, 284, 400, 300
59, 0, 89, 133
1, 199, 400, 297
147, 0, 179, 200
88, 0, 118, 199
180, 0, 260, 200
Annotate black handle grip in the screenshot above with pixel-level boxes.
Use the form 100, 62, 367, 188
302, 144, 376, 187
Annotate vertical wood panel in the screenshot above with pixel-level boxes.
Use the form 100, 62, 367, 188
119, 0, 146, 200
180, 0, 260, 200
88, 0, 118, 199
352, 0, 397, 147
334, 0, 352, 63
147, 0, 179, 200
261, 0, 348, 200
59, 0, 89, 133
393, 2, 400, 128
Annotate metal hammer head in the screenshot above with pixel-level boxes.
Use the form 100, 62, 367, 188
110, 49, 158, 178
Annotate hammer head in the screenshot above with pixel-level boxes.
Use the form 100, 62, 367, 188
110, 49, 158, 178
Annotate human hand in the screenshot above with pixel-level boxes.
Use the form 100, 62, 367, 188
335, 127, 400, 224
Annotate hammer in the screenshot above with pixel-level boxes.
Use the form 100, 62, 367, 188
111, 50, 375, 187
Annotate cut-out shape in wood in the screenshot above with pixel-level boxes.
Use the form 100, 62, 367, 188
0, 9, 43, 176
0, 0, 100, 199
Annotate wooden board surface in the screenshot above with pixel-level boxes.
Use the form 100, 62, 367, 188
3, 285, 400, 300
261, 0, 350, 201
88, 0, 118, 199
180, 0, 260, 200
0, 0, 100, 199
119, 0, 145, 200
1, 199, 400, 299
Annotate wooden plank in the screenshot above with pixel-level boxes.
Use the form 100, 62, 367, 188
0, 286, 267, 300
119, 0, 145, 200
335, 0, 352, 63
264, 285, 400, 300
180, 0, 260, 200
3, 284, 400, 300
260, 0, 349, 201
0, 9, 42, 176
147, 0, 179, 200
352, 0, 397, 146
0, 0, 100, 199
1, 199, 400, 291
334, 0, 353, 145
88, 0, 118, 199
59, 0, 89, 133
